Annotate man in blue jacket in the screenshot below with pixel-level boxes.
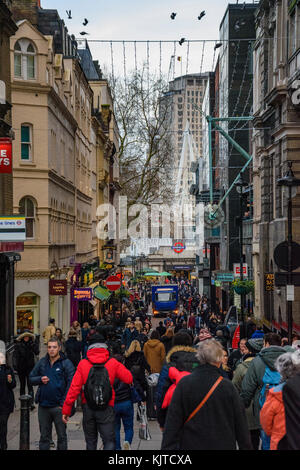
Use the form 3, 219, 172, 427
30, 336, 75, 450
121, 321, 139, 351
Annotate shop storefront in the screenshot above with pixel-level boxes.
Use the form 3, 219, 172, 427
165, 264, 195, 280
16, 293, 40, 335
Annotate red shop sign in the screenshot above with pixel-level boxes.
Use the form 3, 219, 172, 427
0, 138, 12, 174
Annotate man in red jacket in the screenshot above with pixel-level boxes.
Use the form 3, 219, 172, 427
62, 333, 133, 450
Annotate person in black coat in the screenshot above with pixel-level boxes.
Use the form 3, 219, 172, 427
124, 340, 150, 401
65, 329, 82, 368
137, 328, 149, 350
0, 352, 16, 450
160, 328, 175, 355
13, 331, 39, 407
156, 321, 166, 338
161, 339, 252, 450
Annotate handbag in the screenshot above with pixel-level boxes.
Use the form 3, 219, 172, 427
138, 404, 151, 440
184, 376, 223, 425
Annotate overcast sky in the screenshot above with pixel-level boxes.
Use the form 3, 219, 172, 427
41, 1, 257, 79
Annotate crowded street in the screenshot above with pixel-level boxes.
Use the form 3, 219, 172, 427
1, 0, 300, 456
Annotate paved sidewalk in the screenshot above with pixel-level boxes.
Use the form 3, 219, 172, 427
8, 382, 162, 450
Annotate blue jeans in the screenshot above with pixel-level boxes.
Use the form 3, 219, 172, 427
260, 429, 271, 450
114, 400, 134, 450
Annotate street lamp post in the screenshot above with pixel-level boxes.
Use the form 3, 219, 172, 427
235, 174, 248, 338
277, 161, 300, 344
118, 260, 126, 321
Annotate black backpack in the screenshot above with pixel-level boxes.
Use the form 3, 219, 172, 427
84, 360, 112, 410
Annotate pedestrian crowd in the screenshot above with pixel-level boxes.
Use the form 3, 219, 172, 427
1, 279, 300, 451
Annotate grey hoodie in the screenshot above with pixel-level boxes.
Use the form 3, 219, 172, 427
240, 346, 286, 428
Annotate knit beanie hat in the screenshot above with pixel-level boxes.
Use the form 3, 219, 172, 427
87, 332, 106, 346
246, 337, 264, 354
198, 328, 212, 342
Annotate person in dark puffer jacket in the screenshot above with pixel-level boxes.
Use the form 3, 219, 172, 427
13, 331, 39, 407
156, 332, 198, 430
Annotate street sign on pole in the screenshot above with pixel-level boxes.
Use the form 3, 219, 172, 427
287, 285, 295, 301
106, 275, 122, 291
215, 272, 234, 282
275, 272, 300, 286
233, 263, 248, 279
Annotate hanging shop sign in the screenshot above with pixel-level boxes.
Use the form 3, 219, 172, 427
0, 242, 24, 252
0, 138, 12, 174
103, 248, 115, 263
72, 287, 93, 301
264, 273, 274, 292
0, 216, 26, 241
49, 280, 68, 296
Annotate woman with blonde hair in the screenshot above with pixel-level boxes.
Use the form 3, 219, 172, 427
124, 340, 150, 402
71, 321, 82, 342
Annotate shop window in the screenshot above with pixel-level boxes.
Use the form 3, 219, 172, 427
19, 196, 36, 239
16, 294, 39, 334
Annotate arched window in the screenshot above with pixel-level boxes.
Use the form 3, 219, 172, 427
14, 39, 36, 80
19, 197, 36, 239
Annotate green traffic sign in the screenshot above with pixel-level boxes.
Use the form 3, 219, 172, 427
216, 272, 234, 282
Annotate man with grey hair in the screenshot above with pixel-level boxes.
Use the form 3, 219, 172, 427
161, 339, 252, 450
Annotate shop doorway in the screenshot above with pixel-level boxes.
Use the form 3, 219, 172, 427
16, 293, 40, 335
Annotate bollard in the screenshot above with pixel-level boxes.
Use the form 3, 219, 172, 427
19, 394, 32, 450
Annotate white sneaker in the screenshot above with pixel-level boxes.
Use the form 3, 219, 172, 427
123, 441, 131, 450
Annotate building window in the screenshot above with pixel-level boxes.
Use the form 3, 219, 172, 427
14, 40, 36, 80
289, 11, 296, 56
21, 124, 32, 160
19, 197, 36, 239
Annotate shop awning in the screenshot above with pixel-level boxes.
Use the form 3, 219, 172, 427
93, 286, 112, 301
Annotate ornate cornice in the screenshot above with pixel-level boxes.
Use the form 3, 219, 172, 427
15, 271, 50, 280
